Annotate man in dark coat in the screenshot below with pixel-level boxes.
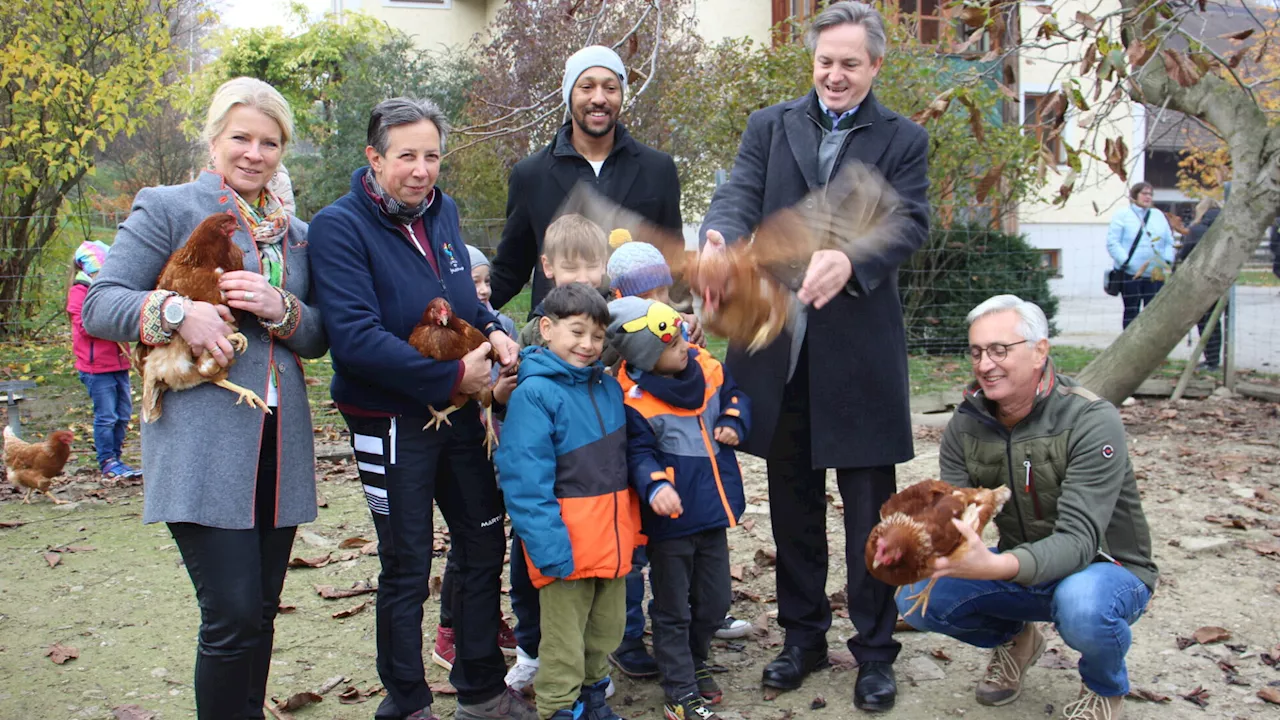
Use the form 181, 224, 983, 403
697, 1, 929, 712
1177, 202, 1224, 369
489, 45, 684, 317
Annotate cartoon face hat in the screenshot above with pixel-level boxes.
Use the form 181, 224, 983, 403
607, 296, 683, 373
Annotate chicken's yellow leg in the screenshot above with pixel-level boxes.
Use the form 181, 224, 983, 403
213, 379, 271, 413
901, 577, 938, 619
43, 489, 66, 505
424, 405, 459, 431
483, 405, 499, 458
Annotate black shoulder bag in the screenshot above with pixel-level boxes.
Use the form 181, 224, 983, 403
1104, 210, 1149, 296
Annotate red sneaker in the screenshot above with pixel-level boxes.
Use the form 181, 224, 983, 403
432, 625, 455, 670
498, 618, 518, 656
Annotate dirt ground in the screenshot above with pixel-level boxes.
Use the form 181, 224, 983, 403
1, 395, 1278, 720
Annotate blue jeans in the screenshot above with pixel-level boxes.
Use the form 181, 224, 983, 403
624, 546, 650, 642
79, 370, 131, 466
897, 561, 1151, 696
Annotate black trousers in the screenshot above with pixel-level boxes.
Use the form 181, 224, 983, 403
1197, 302, 1226, 367
649, 528, 731, 700
1119, 274, 1163, 329
344, 410, 507, 716
168, 419, 297, 720
766, 347, 901, 665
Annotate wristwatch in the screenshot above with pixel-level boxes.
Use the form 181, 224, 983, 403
162, 296, 187, 332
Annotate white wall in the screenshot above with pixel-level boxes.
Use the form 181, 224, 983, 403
1021, 222, 1117, 298
357, 0, 497, 51
690, 0, 773, 45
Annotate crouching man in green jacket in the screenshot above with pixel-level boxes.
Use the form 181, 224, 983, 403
898, 294, 1157, 720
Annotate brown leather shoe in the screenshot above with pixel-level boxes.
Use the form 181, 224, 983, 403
975, 622, 1047, 706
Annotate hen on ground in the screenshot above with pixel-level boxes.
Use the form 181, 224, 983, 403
4, 426, 73, 504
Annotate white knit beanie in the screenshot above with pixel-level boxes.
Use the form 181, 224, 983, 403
562, 45, 628, 108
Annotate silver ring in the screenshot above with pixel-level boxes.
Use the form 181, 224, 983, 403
243, 291, 255, 301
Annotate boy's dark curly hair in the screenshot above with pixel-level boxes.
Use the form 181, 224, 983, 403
542, 282, 610, 328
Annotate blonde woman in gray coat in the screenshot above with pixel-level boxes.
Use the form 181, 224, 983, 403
83, 77, 327, 720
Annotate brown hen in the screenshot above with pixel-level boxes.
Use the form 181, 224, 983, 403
865, 479, 1012, 618
136, 213, 268, 422
559, 161, 905, 352
4, 426, 73, 504
407, 297, 505, 456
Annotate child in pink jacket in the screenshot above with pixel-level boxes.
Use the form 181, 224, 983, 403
67, 240, 140, 480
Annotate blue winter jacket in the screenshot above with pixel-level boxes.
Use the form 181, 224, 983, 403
1106, 204, 1175, 278
308, 169, 501, 415
622, 347, 752, 542
496, 346, 642, 588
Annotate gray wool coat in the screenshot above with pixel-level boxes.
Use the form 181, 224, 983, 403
82, 171, 328, 529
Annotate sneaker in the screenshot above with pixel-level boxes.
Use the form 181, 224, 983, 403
498, 617, 518, 656
694, 664, 722, 705
101, 458, 130, 481
608, 638, 659, 679
663, 693, 718, 720
579, 678, 623, 720
1061, 684, 1124, 719
431, 625, 455, 671
118, 461, 142, 478
504, 647, 539, 694
713, 614, 751, 640
454, 686, 538, 720
547, 711, 576, 720
975, 622, 1047, 706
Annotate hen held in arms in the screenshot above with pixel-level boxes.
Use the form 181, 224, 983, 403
558, 161, 908, 352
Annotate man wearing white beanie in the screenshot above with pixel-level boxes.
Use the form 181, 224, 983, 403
489, 45, 683, 319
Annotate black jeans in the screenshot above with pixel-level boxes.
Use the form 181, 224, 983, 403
1120, 274, 1163, 329
1197, 302, 1226, 367
766, 346, 900, 664
509, 532, 541, 656
344, 410, 507, 716
168, 419, 296, 720
649, 528, 731, 700
439, 548, 460, 628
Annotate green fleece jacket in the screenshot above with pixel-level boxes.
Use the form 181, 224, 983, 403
940, 364, 1158, 591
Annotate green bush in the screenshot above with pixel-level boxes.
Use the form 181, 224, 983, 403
900, 224, 1059, 355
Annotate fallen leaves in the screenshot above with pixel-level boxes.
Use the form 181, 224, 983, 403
338, 684, 383, 705
729, 564, 745, 582
314, 580, 376, 600
1036, 647, 1077, 669
1180, 685, 1210, 707
809, 696, 827, 710
754, 547, 777, 567
274, 691, 323, 712
930, 648, 952, 663
111, 706, 156, 720
1127, 687, 1171, 703
1191, 626, 1232, 645
0, 520, 25, 529
1259, 687, 1280, 705
44, 552, 61, 568
428, 679, 458, 695
339, 536, 371, 549
45, 642, 79, 665
1245, 541, 1280, 557
332, 600, 371, 619
289, 554, 332, 569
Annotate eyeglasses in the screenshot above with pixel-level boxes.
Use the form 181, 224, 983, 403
969, 340, 1027, 364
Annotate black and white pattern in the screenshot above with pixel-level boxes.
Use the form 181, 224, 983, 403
352, 418, 398, 516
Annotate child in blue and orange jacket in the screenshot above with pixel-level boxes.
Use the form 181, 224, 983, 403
67, 240, 140, 481
606, 296, 751, 720
496, 283, 642, 720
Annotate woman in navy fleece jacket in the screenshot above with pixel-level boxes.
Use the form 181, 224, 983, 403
307, 97, 528, 720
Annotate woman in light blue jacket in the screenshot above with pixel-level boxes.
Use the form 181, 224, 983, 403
1106, 182, 1176, 328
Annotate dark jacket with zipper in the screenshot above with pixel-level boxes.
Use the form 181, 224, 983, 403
940, 363, 1158, 591
495, 346, 642, 589
1176, 207, 1219, 264
622, 347, 751, 542
308, 168, 502, 416
699, 89, 929, 469
489, 122, 683, 316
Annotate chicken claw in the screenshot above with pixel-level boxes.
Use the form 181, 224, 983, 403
20, 488, 32, 504
424, 405, 459, 431
227, 332, 248, 354
43, 490, 66, 505
898, 577, 938, 619
214, 379, 272, 413
482, 405, 499, 458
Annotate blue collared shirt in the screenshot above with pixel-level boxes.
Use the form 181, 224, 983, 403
817, 97, 859, 128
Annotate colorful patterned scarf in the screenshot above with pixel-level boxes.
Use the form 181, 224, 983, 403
362, 168, 430, 224
233, 190, 289, 288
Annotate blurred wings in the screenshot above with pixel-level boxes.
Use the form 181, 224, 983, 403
557, 160, 906, 352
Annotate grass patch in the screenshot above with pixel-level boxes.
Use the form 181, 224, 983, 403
1238, 268, 1280, 287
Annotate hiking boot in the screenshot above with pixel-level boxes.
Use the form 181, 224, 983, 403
579, 678, 624, 720
498, 617, 518, 656
608, 637, 658, 679
454, 686, 537, 720
1061, 685, 1125, 719
694, 664, 722, 705
504, 646, 539, 695
663, 693, 718, 720
714, 614, 751, 640
975, 622, 1047, 706
431, 625, 455, 671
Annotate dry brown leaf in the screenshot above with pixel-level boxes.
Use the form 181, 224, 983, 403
910, 90, 954, 125
45, 643, 79, 665
1219, 28, 1255, 41
1245, 541, 1280, 556
994, 81, 1018, 100
976, 163, 1005, 204
754, 547, 777, 567
931, 648, 952, 662
338, 685, 381, 705
339, 536, 371, 549
1228, 48, 1247, 69
360, 541, 379, 556
289, 554, 332, 569
0, 520, 26, 529
428, 680, 458, 695
742, 518, 756, 533
1259, 687, 1280, 705
1180, 685, 1210, 707
1103, 136, 1129, 182
1127, 687, 1172, 703
1080, 43, 1098, 75
111, 706, 157, 720
1175, 636, 1196, 650
332, 600, 371, 619
1036, 647, 1077, 669
275, 691, 323, 712
277, 603, 297, 614
44, 552, 61, 568
959, 96, 985, 144
1192, 626, 1232, 645
53, 544, 95, 553
1075, 11, 1098, 31
314, 580, 377, 600
1035, 4, 1053, 14
729, 564, 745, 582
